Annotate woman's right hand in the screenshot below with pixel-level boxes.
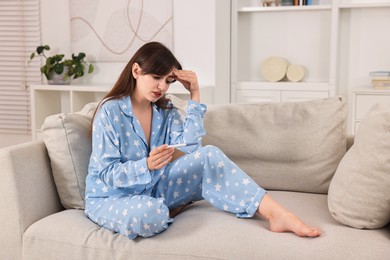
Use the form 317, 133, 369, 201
147, 145, 175, 171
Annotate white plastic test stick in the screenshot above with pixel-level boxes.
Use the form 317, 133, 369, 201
168, 143, 197, 148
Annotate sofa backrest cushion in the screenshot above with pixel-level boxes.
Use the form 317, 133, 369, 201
202, 96, 347, 194
328, 103, 390, 229
41, 103, 97, 209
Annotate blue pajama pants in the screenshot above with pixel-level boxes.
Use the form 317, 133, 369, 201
85, 145, 266, 239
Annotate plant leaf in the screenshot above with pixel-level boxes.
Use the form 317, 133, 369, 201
53, 63, 64, 74
53, 54, 65, 63
88, 64, 94, 74
37, 46, 44, 54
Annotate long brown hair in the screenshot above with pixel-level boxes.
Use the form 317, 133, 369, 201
90, 42, 182, 128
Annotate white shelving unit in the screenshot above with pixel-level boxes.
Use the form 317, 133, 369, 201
231, 0, 335, 103
30, 84, 109, 140
230, 0, 390, 116
230, 0, 390, 133
30, 83, 213, 140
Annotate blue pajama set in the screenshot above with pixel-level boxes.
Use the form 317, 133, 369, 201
85, 96, 266, 239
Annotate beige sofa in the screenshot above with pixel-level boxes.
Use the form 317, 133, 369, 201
1, 96, 389, 260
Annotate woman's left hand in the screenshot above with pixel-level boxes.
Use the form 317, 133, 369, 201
173, 69, 200, 102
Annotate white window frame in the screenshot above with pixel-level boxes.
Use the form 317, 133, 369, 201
0, 0, 42, 134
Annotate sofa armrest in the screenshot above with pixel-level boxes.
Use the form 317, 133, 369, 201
0, 140, 63, 260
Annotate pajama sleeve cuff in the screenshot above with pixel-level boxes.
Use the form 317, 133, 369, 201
134, 157, 152, 185
236, 188, 267, 218
187, 100, 207, 117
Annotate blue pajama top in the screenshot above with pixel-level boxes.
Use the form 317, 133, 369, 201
85, 96, 207, 199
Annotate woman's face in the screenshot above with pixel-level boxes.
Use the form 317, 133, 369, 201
132, 63, 176, 102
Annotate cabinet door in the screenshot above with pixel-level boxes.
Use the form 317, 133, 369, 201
281, 91, 329, 102
355, 94, 390, 120
236, 90, 280, 103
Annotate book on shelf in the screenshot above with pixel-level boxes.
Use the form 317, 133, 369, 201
372, 82, 390, 90
373, 86, 390, 90
370, 71, 390, 79
372, 79, 390, 84
292, 0, 312, 6
369, 71, 390, 89
369, 71, 390, 77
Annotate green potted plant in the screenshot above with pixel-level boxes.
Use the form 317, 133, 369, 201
30, 45, 94, 85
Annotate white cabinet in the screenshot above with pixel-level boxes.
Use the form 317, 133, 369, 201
30, 83, 213, 140
352, 88, 390, 134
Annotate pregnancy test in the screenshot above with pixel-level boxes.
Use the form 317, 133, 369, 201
168, 142, 197, 148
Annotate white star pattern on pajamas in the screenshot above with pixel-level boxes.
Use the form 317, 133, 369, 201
217, 161, 225, 168
194, 151, 201, 159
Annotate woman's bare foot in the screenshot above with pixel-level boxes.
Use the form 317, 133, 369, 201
257, 194, 321, 238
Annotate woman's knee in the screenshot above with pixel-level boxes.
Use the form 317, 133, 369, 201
200, 145, 223, 155
123, 196, 172, 238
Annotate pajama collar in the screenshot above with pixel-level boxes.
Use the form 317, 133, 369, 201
117, 96, 164, 150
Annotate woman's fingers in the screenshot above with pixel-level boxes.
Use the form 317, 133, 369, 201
154, 155, 173, 169
147, 145, 174, 170
173, 69, 199, 91
153, 149, 174, 167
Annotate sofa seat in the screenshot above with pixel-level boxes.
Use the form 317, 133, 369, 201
23, 191, 390, 260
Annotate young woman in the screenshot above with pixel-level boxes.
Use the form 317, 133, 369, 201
85, 42, 321, 239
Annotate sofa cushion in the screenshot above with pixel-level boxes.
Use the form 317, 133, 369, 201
328, 103, 390, 229
202, 96, 347, 194
22, 192, 390, 259
42, 103, 97, 209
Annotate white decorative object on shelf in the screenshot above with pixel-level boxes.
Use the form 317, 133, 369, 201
286, 64, 305, 82
260, 56, 289, 82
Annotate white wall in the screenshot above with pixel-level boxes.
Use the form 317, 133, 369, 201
173, 0, 215, 87
173, 0, 231, 104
